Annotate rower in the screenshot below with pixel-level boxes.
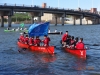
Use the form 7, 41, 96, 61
74, 37, 79, 46
70, 36, 75, 49
7, 27, 9, 30
66, 35, 71, 46
29, 36, 34, 45
19, 33, 25, 43
34, 36, 41, 46
42, 35, 50, 46
20, 28, 23, 30
75, 38, 84, 49
48, 29, 50, 33
24, 35, 29, 44
62, 31, 69, 47
54, 29, 57, 32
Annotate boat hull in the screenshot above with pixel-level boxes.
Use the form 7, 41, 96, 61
4, 30, 28, 32
17, 42, 54, 54
64, 47, 86, 59
48, 32, 63, 35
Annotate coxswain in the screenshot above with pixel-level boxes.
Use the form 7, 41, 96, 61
42, 35, 50, 46
62, 31, 69, 46
34, 36, 41, 46
19, 33, 25, 43
29, 36, 34, 45
24, 35, 29, 44
76, 38, 84, 49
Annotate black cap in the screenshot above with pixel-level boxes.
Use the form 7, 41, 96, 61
66, 31, 68, 32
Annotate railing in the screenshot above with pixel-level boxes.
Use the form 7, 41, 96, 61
0, 3, 100, 16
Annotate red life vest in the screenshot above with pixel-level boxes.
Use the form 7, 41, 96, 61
70, 40, 75, 45
43, 37, 50, 46
47, 37, 50, 41
62, 34, 68, 42
24, 37, 29, 44
29, 38, 34, 45
76, 42, 84, 49
34, 39, 41, 46
19, 35, 25, 43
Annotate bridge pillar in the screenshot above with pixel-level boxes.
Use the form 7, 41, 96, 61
92, 18, 95, 25
38, 16, 41, 23
31, 16, 34, 24
86, 20, 88, 25
96, 19, 99, 24
80, 16, 83, 25
62, 17, 64, 26
98, 19, 100, 24
1, 16, 4, 27
8, 16, 12, 27
73, 16, 76, 25
55, 17, 57, 26
97, 19, 99, 24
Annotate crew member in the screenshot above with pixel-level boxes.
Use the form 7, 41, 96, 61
19, 33, 25, 43
42, 35, 50, 46
29, 36, 34, 45
76, 38, 84, 49
62, 31, 69, 46
70, 36, 75, 48
24, 35, 29, 44
74, 37, 79, 46
34, 36, 41, 46
54, 29, 57, 32
48, 29, 50, 33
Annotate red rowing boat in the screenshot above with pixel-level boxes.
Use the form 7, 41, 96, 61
63, 47, 86, 59
17, 42, 55, 54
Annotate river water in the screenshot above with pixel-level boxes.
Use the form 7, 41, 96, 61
0, 24, 100, 75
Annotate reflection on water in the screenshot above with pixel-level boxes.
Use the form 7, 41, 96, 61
0, 24, 100, 74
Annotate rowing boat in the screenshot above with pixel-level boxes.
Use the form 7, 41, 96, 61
17, 41, 55, 54
48, 32, 63, 35
4, 30, 14, 32
4, 29, 28, 32
63, 47, 86, 59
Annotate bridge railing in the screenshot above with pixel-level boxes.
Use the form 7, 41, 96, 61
0, 3, 99, 16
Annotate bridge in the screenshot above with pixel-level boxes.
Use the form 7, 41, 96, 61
0, 3, 100, 27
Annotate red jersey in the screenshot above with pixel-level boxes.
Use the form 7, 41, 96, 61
19, 35, 24, 43
43, 37, 50, 46
62, 34, 68, 42
70, 40, 75, 45
76, 42, 84, 49
34, 39, 41, 46
24, 37, 29, 44
29, 38, 34, 45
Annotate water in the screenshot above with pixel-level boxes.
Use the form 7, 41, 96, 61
0, 24, 100, 75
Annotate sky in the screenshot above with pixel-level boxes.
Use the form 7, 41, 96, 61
1, 0, 100, 11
